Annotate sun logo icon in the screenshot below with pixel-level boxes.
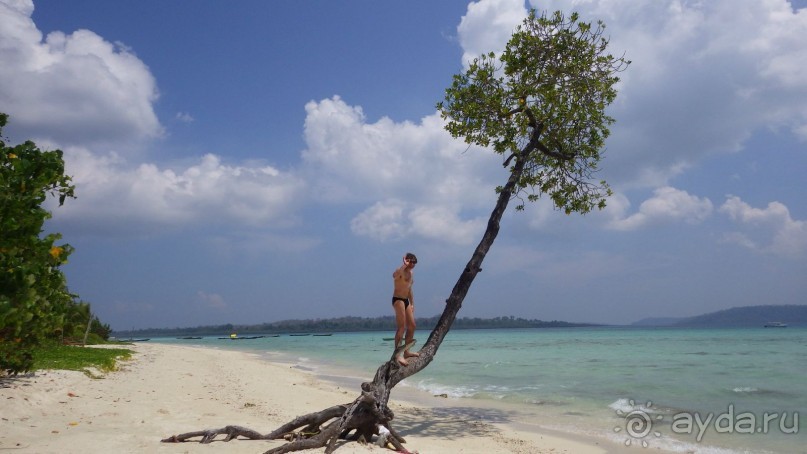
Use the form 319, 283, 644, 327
614, 400, 663, 447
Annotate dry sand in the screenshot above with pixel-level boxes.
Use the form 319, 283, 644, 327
1, 343, 628, 453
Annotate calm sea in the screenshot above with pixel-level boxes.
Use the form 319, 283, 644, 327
155, 327, 807, 453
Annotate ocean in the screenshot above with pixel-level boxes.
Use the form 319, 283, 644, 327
155, 327, 807, 453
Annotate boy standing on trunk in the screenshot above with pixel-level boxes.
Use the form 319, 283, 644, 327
392, 253, 419, 366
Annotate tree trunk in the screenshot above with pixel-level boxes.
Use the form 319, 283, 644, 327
163, 145, 533, 452
82, 314, 92, 347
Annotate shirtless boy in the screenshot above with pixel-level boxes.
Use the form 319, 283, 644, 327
392, 252, 420, 366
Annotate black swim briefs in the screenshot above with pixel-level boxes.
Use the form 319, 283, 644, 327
392, 296, 410, 309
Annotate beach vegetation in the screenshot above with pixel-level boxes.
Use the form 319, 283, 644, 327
59, 299, 113, 343
162, 9, 629, 452
31, 341, 132, 377
0, 113, 109, 375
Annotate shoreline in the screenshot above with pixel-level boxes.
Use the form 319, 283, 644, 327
281, 350, 646, 454
1, 343, 638, 453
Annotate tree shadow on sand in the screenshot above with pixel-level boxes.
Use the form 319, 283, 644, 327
391, 405, 516, 440
0, 372, 37, 388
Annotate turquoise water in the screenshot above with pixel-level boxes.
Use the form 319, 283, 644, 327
155, 327, 806, 453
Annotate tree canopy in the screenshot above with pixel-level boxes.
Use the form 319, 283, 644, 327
0, 113, 88, 374
438, 10, 629, 213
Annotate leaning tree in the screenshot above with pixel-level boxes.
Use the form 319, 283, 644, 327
162, 9, 629, 453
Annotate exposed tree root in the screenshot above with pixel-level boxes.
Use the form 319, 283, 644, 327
161, 425, 267, 444
162, 350, 416, 453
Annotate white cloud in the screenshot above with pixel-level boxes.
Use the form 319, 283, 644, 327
302, 96, 504, 244
719, 195, 807, 258
409, 204, 485, 245
457, 0, 527, 65
175, 112, 194, 123
1, 0, 31, 15
7, 70, 502, 244
197, 291, 226, 310
350, 199, 485, 246
50, 148, 305, 235
302, 96, 499, 204
350, 200, 409, 242
607, 186, 713, 231
0, 0, 161, 146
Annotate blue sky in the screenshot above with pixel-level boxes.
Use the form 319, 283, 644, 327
2, 0, 805, 330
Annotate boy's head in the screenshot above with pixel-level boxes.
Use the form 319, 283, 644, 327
405, 252, 418, 265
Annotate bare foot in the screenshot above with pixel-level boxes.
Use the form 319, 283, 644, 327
404, 351, 420, 358
393, 339, 416, 366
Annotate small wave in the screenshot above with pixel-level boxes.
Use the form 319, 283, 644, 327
524, 398, 567, 406
293, 357, 318, 371
608, 398, 685, 418
413, 379, 478, 398
609, 398, 635, 414
603, 429, 750, 454
412, 379, 533, 400
728, 386, 788, 397
732, 386, 759, 394
608, 398, 658, 415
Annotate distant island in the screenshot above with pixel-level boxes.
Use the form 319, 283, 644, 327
632, 304, 807, 328
113, 304, 807, 338
113, 315, 597, 338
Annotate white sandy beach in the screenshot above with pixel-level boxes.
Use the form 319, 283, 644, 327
1, 343, 629, 453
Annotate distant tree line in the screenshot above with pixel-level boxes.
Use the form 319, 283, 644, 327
114, 315, 597, 338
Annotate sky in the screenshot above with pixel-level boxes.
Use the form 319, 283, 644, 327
1, 0, 806, 330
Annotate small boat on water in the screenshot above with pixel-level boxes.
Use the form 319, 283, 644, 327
289, 333, 311, 336
218, 335, 266, 340
764, 322, 788, 328
176, 336, 203, 339
130, 338, 150, 342
313, 333, 333, 337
